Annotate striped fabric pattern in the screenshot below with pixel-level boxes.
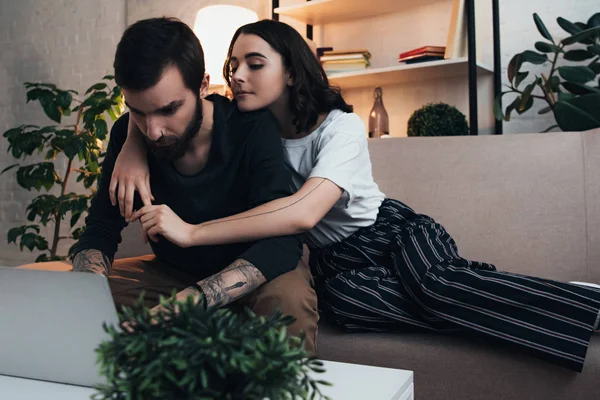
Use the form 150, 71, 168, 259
310, 199, 600, 371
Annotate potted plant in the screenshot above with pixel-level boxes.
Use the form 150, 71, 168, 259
2, 77, 124, 261
407, 102, 469, 137
94, 295, 331, 400
494, 13, 600, 132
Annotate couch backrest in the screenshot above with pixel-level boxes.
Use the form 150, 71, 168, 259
117, 129, 600, 283
367, 129, 600, 283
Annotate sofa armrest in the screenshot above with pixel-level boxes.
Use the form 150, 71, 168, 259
17, 261, 72, 272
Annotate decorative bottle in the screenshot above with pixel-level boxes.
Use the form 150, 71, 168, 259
368, 87, 390, 138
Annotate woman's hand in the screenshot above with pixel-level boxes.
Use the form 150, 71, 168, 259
131, 204, 195, 248
109, 118, 154, 221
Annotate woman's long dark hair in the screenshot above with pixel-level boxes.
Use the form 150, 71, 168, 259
223, 19, 353, 134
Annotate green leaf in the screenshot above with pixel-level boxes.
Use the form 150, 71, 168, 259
547, 75, 560, 92
85, 82, 108, 95
533, 13, 553, 42
589, 44, 600, 57
504, 97, 521, 121
588, 12, 600, 28
558, 66, 596, 84
538, 106, 552, 115
94, 119, 108, 140
553, 93, 600, 131
493, 93, 505, 121
1, 163, 19, 175
107, 107, 119, 121
56, 91, 73, 110
26, 88, 52, 103
563, 49, 595, 61
561, 81, 600, 95
534, 41, 560, 53
7, 227, 23, 244
557, 17, 582, 35
520, 50, 548, 65
519, 82, 536, 110
102, 75, 115, 80
558, 92, 576, 102
507, 54, 523, 84
515, 71, 529, 88
541, 124, 559, 133
20, 232, 37, 251
41, 101, 62, 123
562, 26, 600, 46
517, 95, 534, 115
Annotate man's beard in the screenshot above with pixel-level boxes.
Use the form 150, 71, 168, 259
147, 95, 203, 161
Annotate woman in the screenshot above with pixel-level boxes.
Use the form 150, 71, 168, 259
109, 19, 600, 371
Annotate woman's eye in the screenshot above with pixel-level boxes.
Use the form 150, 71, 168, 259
230, 66, 238, 74
249, 64, 264, 70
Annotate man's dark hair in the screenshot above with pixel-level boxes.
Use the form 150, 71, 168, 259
223, 19, 353, 134
114, 17, 205, 93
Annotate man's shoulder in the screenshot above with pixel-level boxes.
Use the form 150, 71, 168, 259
107, 112, 130, 153
211, 95, 279, 141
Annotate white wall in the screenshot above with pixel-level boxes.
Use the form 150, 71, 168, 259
498, 0, 599, 134
0, 0, 125, 266
278, 0, 597, 135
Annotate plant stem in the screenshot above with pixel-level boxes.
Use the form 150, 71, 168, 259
72, 168, 93, 175
544, 48, 562, 106
50, 105, 84, 258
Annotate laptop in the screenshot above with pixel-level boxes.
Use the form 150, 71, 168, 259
0, 267, 120, 388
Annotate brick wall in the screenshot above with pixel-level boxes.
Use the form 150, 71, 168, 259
0, 0, 125, 266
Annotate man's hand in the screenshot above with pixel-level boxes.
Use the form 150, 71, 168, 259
149, 286, 202, 316
130, 204, 194, 247
198, 259, 266, 309
72, 249, 111, 276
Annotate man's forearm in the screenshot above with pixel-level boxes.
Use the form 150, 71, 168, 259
72, 249, 112, 275
197, 258, 266, 309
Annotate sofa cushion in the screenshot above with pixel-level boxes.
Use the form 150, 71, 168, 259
316, 321, 599, 400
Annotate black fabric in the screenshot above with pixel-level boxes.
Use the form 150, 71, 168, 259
310, 199, 600, 372
73, 94, 302, 281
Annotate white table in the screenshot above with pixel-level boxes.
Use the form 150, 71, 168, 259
0, 360, 413, 400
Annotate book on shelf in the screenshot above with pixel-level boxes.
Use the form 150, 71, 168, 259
399, 46, 446, 60
320, 53, 369, 62
402, 55, 445, 64
322, 48, 372, 58
320, 48, 371, 74
398, 51, 445, 63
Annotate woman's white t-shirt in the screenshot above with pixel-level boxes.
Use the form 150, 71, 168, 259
281, 109, 385, 248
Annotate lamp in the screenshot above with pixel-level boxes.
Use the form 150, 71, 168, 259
193, 5, 258, 93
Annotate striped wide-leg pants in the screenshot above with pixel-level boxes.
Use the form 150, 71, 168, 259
310, 199, 600, 371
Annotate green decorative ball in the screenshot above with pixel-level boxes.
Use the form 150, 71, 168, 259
407, 103, 469, 137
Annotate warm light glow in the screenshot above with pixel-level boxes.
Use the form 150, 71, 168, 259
193, 5, 258, 87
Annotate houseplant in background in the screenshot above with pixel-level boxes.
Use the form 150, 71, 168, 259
94, 295, 331, 400
407, 102, 469, 137
1, 76, 124, 262
495, 12, 600, 132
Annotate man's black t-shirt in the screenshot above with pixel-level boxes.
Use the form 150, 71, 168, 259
72, 94, 302, 281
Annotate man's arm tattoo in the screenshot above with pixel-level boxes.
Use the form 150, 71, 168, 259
72, 249, 111, 275
198, 259, 266, 309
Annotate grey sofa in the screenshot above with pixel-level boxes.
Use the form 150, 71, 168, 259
22, 129, 600, 399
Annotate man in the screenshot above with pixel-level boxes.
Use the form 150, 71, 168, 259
62, 18, 317, 351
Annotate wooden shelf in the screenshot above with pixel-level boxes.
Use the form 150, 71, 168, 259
326, 58, 493, 90
274, 0, 445, 25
